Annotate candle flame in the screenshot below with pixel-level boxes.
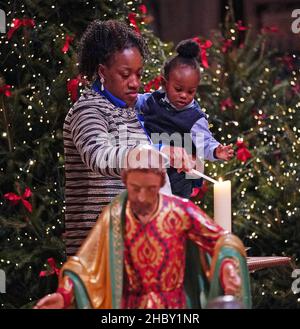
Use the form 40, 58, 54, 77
218, 177, 223, 183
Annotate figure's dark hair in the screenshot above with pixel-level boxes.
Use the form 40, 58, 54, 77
78, 20, 148, 80
163, 39, 200, 79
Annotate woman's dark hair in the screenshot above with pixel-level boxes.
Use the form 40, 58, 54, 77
163, 39, 200, 80
78, 20, 148, 80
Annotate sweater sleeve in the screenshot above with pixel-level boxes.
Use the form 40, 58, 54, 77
69, 105, 135, 178
190, 117, 220, 162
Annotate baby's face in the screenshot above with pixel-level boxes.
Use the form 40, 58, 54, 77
163, 64, 200, 110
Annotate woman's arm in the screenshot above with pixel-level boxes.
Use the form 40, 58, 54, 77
69, 104, 137, 177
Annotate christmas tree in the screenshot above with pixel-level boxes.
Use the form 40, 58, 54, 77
0, 0, 171, 309
190, 6, 300, 308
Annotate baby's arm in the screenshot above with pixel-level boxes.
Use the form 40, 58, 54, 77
190, 117, 220, 162
135, 93, 152, 115
191, 117, 234, 161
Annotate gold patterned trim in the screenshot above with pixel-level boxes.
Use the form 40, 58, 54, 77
59, 204, 113, 309
109, 195, 125, 308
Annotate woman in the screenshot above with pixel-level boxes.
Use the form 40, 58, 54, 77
64, 20, 193, 255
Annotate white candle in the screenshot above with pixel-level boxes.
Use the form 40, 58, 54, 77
213, 179, 231, 232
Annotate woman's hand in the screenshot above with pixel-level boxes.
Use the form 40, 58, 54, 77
34, 293, 64, 309
161, 146, 196, 173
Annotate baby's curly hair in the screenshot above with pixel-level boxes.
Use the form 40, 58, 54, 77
163, 39, 200, 80
78, 20, 148, 81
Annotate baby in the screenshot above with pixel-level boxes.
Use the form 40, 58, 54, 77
136, 39, 234, 198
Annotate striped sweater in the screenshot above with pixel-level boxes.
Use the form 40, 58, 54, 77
63, 88, 149, 255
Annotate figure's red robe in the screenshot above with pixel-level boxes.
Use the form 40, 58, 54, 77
122, 194, 224, 308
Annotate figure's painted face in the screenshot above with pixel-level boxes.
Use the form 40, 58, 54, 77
163, 64, 200, 110
125, 171, 162, 217
99, 47, 143, 107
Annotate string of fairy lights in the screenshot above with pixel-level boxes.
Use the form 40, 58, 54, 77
0, 2, 75, 308
201, 47, 300, 258
194, 7, 300, 304
0, 0, 145, 308
0, 1, 300, 307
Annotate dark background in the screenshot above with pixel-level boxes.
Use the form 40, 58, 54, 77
148, 0, 300, 52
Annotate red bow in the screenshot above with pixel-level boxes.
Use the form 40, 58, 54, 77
7, 18, 35, 40
0, 85, 12, 97
192, 37, 212, 68
39, 258, 60, 277
144, 75, 162, 92
190, 181, 208, 198
220, 97, 234, 111
236, 140, 252, 163
281, 55, 294, 71
128, 13, 140, 34
261, 26, 279, 34
4, 187, 32, 213
236, 20, 248, 31
138, 4, 147, 14
61, 34, 74, 53
221, 39, 233, 53
67, 75, 82, 102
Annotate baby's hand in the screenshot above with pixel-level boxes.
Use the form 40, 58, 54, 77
215, 144, 234, 161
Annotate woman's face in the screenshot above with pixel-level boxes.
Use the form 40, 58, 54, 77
99, 47, 143, 107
